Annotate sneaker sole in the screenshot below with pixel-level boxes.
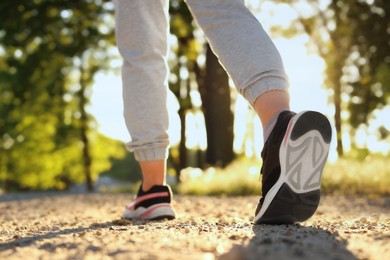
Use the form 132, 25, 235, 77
254, 111, 332, 224
123, 203, 176, 220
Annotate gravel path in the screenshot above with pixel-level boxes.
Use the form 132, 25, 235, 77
0, 193, 389, 260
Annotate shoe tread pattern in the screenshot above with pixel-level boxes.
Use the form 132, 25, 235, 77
290, 111, 332, 143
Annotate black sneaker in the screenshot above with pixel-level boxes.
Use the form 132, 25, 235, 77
123, 185, 176, 220
254, 111, 332, 224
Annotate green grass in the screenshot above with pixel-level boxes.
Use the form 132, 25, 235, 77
321, 156, 390, 196
177, 157, 261, 196
177, 156, 390, 196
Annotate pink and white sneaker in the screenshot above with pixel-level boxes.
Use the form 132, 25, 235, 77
123, 185, 176, 220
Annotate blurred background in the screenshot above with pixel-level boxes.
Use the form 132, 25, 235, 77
0, 0, 389, 196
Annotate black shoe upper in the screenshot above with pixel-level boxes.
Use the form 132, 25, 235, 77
134, 185, 172, 209
255, 111, 296, 216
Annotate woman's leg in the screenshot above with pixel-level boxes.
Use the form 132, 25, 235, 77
115, 0, 170, 191
185, 0, 290, 122
185, 0, 331, 225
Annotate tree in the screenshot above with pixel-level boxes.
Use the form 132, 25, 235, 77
169, 0, 197, 172
0, 0, 123, 191
342, 0, 390, 129
169, 0, 235, 170
272, 0, 390, 156
199, 45, 234, 166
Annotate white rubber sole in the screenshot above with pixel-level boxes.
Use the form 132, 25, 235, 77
254, 111, 331, 223
123, 203, 176, 220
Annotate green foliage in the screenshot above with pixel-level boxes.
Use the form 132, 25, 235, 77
168, 1, 200, 171
178, 157, 261, 196
168, 0, 200, 109
271, 0, 390, 156
101, 153, 142, 183
5, 114, 63, 190
322, 155, 390, 196
0, 0, 120, 191
342, 0, 390, 128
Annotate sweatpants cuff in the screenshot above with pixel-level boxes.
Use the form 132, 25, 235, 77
244, 77, 289, 107
133, 148, 168, 161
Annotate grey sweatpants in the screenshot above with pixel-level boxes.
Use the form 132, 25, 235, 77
115, 0, 289, 161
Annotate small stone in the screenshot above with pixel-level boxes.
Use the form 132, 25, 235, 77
282, 238, 296, 244
261, 238, 272, 244
229, 234, 240, 240
112, 219, 132, 226
51, 226, 61, 232
90, 223, 105, 229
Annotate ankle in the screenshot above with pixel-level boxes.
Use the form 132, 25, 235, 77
139, 160, 166, 192
253, 90, 290, 127
141, 181, 164, 192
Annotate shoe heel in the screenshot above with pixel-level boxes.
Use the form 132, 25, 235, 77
256, 183, 320, 224
143, 204, 176, 220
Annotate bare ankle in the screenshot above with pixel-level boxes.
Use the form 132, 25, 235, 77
254, 90, 290, 127
139, 160, 166, 191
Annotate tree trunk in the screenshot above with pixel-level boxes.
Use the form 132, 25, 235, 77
334, 83, 344, 157
298, 4, 345, 158
199, 45, 234, 167
331, 37, 345, 158
78, 65, 94, 192
178, 108, 187, 180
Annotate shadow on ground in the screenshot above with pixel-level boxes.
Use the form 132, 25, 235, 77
218, 224, 357, 260
0, 221, 112, 252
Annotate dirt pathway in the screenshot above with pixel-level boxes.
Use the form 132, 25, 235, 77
1, 193, 389, 259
